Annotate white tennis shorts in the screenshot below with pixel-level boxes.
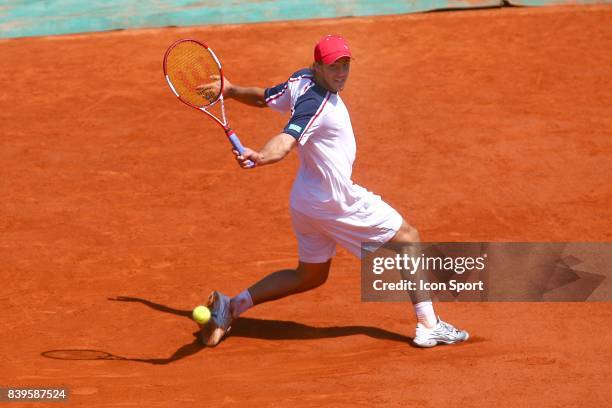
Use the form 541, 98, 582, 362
290, 198, 403, 263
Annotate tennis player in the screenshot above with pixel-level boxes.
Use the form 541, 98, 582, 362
198, 35, 469, 348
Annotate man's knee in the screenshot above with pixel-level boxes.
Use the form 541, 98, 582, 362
296, 260, 331, 290
390, 221, 420, 243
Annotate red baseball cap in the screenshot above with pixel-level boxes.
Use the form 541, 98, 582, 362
314, 35, 352, 64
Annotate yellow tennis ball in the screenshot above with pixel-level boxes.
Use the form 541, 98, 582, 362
192, 305, 211, 325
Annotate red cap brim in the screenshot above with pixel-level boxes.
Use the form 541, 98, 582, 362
320, 51, 352, 64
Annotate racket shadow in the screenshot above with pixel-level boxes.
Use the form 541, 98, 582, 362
40, 297, 202, 365
41, 341, 201, 365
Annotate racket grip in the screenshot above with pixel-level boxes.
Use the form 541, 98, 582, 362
226, 129, 255, 168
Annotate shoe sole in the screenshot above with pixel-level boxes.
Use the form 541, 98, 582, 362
200, 291, 231, 347
413, 331, 470, 348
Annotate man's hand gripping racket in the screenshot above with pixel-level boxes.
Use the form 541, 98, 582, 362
163, 38, 255, 168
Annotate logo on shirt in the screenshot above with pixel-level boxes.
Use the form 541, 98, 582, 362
289, 124, 303, 133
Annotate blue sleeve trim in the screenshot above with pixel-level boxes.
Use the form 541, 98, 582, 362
283, 86, 328, 140
265, 68, 313, 103
290, 68, 313, 79
264, 82, 288, 102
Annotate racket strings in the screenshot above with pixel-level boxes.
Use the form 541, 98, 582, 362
165, 41, 221, 108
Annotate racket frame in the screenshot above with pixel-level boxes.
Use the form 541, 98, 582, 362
163, 38, 251, 165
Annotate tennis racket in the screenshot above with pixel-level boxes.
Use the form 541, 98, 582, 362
163, 38, 254, 167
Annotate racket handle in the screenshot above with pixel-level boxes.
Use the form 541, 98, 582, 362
226, 129, 255, 168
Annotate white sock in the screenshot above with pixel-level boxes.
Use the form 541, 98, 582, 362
230, 289, 253, 319
414, 301, 437, 328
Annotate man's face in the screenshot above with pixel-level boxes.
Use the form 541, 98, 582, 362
315, 57, 351, 92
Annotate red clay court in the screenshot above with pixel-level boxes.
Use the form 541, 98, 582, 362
1, 5, 611, 407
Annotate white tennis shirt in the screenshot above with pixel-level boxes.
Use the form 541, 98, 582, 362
265, 68, 375, 218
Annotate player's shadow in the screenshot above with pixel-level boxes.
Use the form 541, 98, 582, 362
42, 296, 416, 365
69, 295, 414, 364
230, 317, 413, 343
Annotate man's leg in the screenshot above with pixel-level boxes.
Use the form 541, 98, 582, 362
202, 260, 332, 346
387, 220, 431, 304
247, 260, 332, 304
387, 221, 438, 328
388, 220, 469, 347
233, 259, 332, 314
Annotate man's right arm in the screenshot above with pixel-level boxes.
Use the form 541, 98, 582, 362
225, 83, 268, 108
195, 76, 268, 108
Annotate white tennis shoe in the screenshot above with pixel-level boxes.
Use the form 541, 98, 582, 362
413, 317, 469, 348
200, 291, 233, 347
